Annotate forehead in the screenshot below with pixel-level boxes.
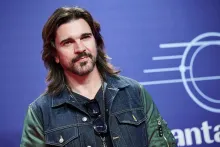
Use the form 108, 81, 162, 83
55, 18, 92, 41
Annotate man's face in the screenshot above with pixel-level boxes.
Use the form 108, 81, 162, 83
55, 18, 97, 76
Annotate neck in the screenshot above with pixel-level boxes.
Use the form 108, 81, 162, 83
64, 66, 103, 99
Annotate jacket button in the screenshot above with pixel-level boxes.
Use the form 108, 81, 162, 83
59, 136, 64, 143
82, 117, 88, 122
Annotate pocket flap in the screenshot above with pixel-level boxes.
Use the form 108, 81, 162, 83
115, 108, 147, 125
45, 126, 78, 146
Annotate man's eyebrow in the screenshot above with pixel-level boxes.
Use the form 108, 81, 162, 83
81, 33, 93, 37
60, 37, 73, 45
59, 33, 93, 45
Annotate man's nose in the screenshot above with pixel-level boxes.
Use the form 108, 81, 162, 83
74, 40, 86, 53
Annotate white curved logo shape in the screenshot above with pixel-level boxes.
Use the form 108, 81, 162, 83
181, 32, 220, 113
140, 32, 220, 113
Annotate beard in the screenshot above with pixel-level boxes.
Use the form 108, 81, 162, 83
67, 52, 96, 76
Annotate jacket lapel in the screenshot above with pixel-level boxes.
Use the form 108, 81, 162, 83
51, 88, 89, 116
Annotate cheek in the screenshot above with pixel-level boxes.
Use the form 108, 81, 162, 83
83, 37, 96, 50
89, 46, 98, 57
87, 41, 97, 55
58, 50, 73, 61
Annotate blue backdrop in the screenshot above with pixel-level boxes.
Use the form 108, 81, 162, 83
1, 0, 220, 146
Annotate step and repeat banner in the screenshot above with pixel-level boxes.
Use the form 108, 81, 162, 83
0, 0, 219, 147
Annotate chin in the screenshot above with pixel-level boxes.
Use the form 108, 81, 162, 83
73, 65, 95, 76
70, 60, 96, 76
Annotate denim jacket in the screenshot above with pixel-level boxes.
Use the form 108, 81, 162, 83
20, 75, 177, 147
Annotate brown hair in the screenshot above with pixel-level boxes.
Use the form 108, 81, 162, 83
41, 6, 120, 96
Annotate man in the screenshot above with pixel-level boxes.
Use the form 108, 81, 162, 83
20, 6, 177, 147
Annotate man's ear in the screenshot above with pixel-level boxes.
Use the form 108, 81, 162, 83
55, 56, 59, 63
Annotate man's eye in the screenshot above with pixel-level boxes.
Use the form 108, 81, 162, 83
63, 41, 72, 46
81, 35, 91, 40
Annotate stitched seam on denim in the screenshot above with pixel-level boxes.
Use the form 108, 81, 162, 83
45, 142, 60, 146
142, 121, 148, 146
107, 86, 119, 114
44, 122, 92, 133
63, 136, 78, 146
45, 135, 78, 146
139, 85, 145, 112
139, 85, 150, 146
116, 116, 147, 125
61, 128, 78, 146
110, 107, 144, 115
124, 88, 133, 110
107, 87, 115, 103
29, 104, 44, 129
111, 131, 127, 147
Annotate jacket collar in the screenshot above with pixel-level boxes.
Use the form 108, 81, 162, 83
51, 74, 130, 108
51, 88, 71, 108
104, 74, 129, 89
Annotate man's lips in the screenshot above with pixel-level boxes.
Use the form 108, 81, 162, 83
72, 52, 92, 63
74, 56, 88, 62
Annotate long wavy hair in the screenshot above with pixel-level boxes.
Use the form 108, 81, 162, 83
42, 6, 120, 96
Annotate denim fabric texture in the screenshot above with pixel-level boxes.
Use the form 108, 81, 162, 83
20, 75, 177, 147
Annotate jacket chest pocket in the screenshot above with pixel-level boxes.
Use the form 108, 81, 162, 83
114, 108, 148, 147
45, 126, 80, 147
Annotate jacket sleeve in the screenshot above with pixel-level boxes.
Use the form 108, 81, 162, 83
20, 105, 46, 147
140, 85, 177, 147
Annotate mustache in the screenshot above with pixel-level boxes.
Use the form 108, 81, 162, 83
72, 52, 93, 63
